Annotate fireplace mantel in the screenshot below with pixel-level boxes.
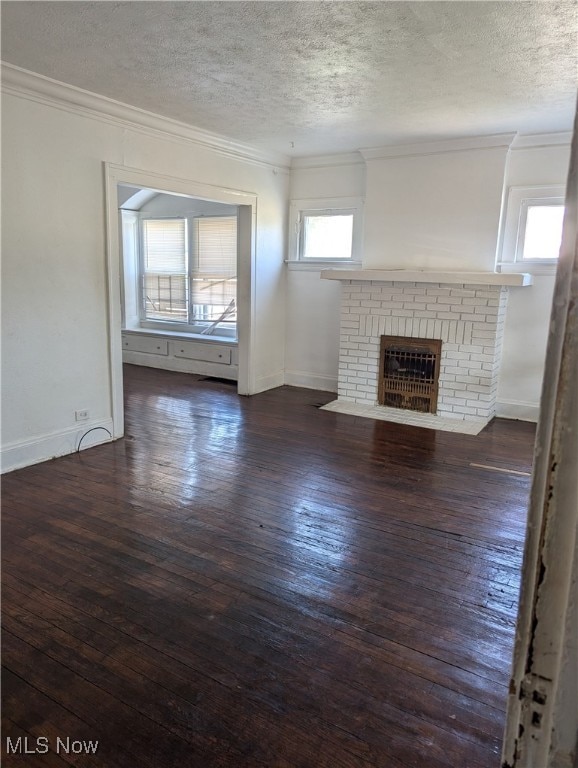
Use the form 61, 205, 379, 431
320, 269, 533, 286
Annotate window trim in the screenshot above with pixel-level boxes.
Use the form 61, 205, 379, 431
497, 184, 565, 275
288, 196, 363, 269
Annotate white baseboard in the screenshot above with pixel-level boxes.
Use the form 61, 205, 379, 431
252, 370, 285, 394
284, 370, 338, 393
496, 399, 540, 423
1, 418, 115, 474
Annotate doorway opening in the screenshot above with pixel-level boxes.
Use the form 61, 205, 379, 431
119, 185, 239, 342
105, 164, 257, 440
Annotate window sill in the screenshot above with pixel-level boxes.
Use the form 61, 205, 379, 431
285, 260, 362, 272
122, 327, 238, 345
497, 262, 558, 277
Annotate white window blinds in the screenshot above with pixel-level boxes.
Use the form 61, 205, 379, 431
142, 219, 187, 322
139, 215, 237, 329
142, 219, 187, 273
193, 216, 237, 275
191, 217, 237, 322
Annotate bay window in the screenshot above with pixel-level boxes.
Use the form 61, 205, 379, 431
139, 215, 237, 337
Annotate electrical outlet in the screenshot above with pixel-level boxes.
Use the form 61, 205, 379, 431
75, 409, 89, 421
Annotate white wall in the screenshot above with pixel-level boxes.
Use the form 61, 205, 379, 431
121, 210, 140, 328
362, 144, 510, 271
285, 155, 365, 391
497, 142, 571, 420
497, 278, 556, 420
286, 139, 571, 420
135, 192, 236, 217
285, 271, 342, 391
1, 81, 288, 471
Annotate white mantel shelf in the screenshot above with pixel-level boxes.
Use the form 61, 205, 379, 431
320, 269, 533, 286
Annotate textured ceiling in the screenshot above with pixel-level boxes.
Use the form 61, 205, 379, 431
1, 1, 577, 157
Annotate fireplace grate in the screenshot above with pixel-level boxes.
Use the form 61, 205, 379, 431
378, 336, 442, 414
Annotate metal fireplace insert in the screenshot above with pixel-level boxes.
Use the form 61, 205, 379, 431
378, 336, 442, 414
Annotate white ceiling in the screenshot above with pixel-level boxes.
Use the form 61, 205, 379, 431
2, 1, 577, 157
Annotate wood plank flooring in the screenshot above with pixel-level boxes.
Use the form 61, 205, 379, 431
2, 364, 536, 767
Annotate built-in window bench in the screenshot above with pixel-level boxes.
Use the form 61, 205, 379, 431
121, 329, 238, 380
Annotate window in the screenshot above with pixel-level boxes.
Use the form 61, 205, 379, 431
518, 201, 564, 261
498, 185, 565, 274
142, 218, 188, 322
300, 210, 354, 260
288, 197, 363, 267
190, 216, 237, 327
140, 215, 237, 337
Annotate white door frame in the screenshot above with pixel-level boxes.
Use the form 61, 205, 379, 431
104, 162, 257, 438
502, 115, 578, 768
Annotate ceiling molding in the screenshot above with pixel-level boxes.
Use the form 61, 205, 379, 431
290, 152, 365, 170
511, 132, 573, 150
360, 133, 517, 161
1, 63, 291, 171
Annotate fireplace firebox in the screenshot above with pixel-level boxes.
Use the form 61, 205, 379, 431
378, 336, 442, 414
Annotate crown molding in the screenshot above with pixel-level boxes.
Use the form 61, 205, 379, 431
290, 151, 365, 170
511, 131, 573, 150
360, 133, 516, 161
1, 63, 290, 170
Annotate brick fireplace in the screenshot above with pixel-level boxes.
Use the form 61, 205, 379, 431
320, 270, 532, 434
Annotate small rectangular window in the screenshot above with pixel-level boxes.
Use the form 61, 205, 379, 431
289, 197, 363, 267
301, 212, 354, 260
520, 203, 564, 261
498, 185, 565, 274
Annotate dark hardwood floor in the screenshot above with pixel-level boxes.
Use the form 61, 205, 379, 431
2, 364, 536, 767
